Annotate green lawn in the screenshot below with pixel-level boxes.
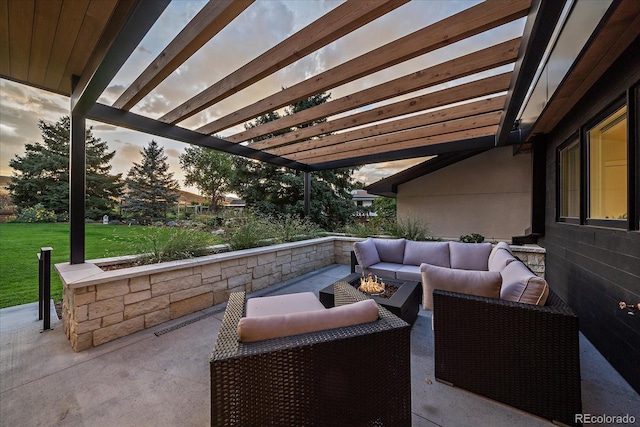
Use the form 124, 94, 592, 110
0, 223, 219, 308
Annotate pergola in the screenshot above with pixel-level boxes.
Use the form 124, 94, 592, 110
2, 0, 637, 264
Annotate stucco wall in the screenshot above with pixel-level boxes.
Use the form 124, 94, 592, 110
397, 146, 532, 242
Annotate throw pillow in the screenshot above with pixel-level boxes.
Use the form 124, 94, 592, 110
353, 238, 381, 269
420, 263, 502, 310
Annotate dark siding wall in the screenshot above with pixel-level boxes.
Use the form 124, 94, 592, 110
540, 37, 640, 393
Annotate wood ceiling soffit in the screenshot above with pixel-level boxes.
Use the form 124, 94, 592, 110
289, 111, 502, 162
530, 1, 640, 136
229, 37, 519, 144
304, 125, 499, 164
194, 0, 531, 135
62, 0, 117, 94
74, 0, 138, 100
0, 1, 10, 77
252, 71, 512, 152
27, 0, 63, 87
44, 0, 90, 93
113, 0, 254, 110
159, 0, 409, 124
6, 0, 35, 82
270, 95, 506, 157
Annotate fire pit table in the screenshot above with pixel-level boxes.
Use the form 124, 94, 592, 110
319, 273, 421, 325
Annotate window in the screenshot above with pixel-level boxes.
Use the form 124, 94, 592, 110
559, 139, 580, 219
588, 105, 627, 221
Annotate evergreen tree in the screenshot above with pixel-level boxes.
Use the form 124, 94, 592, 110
231, 92, 358, 230
179, 146, 233, 214
8, 116, 123, 218
123, 140, 180, 221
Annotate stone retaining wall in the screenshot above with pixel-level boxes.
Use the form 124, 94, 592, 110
55, 237, 543, 351
57, 237, 360, 351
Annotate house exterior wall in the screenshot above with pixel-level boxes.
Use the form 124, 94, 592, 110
397, 146, 532, 241
540, 37, 640, 393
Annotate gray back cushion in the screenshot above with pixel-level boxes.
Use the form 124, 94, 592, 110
488, 241, 512, 267
448, 242, 492, 271
500, 260, 549, 306
488, 248, 517, 272
353, 238, 380, 269
373, 238, 406, 264
402, 240, 450, 267
420, 263, 501, 310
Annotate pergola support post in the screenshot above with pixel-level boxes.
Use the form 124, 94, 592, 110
70, 81, 86, 264
304, 171, 311, 217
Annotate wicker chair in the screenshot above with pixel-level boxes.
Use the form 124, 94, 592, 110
210, 282, 412, 426
433, 288, 582, 426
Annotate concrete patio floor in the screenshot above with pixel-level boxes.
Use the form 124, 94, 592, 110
1, 264, 638, 426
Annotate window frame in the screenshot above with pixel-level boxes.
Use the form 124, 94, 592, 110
584, 98, 628, 229
557, 135, 581, 224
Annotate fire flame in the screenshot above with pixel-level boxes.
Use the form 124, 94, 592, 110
359, 274, 385, 294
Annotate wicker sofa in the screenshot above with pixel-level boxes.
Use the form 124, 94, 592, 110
433, 288, 582, 426
210, 282, 412, 426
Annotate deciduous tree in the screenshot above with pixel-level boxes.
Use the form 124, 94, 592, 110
179, 146, 233, 214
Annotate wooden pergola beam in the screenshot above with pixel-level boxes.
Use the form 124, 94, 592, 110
290, 112, 502, 162
194, 0, 530, 135
270, 96, 506, 157
113, 0, 254, 111
252, 72, 512, 151
304, 125, 499, 164
159, 0, 409, 124
228, 38, 520, 144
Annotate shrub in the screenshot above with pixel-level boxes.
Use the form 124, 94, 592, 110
272, 213, 321, 242
13, 203, 57, 223
460, 233, 485, 243
344, 222, 379, 238
132, 227, 217, 264
389, 217, 432, 241
227, 215, 273, 250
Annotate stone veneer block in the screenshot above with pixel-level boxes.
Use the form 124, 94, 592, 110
75, 318, 102, 334
102, 312, 124, 327
246, 256, 258, 268
228, 273, 251, 289
210, 279, 228, 292
124, 295, 170, 320
75, 291, 96, 306
150, 268, 193, 284
76, 305, 89, 322
151, 274, 201, 297
88, 297, 124, 320
145, 308, 170, 328
170, 293, 213, 319
124, 290, 151, 305
253, 264, 274, 279
72, 332, 93, 352
170, 284, 212, 303
129, 276, 150, 292
200, 263, 221, 279
221, 265, 247, 280
96, 279, 129, 300
93, 316, 145, 347
258, 252, 276, 265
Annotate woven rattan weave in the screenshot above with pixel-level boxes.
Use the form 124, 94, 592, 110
210, 282, 411, 426
433, 288, 582, 426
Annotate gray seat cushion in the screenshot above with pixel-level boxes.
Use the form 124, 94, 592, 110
395, 265, 421, 282
402, 240, 450, 267
448, 242, 492, 271
365, 262, 403, 280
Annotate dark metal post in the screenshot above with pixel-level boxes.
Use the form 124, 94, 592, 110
304, 171, 311, 217
39, 247, 53, 330
70, 105, 86, 264
38, 252, 43, 321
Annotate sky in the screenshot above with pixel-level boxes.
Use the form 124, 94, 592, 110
0, 0, 525, 193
